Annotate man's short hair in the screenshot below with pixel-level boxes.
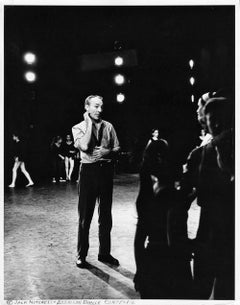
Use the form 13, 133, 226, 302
204, 97, 233, 128
85, 95, 103, 106
204, 97, 229, 115
198, 91, 216, 109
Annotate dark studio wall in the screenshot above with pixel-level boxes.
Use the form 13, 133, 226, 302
4, 5, 235, 182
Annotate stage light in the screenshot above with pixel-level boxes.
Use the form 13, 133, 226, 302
24, 71, 36, 82
189, 59, 194, 69
191, 95, 195, 102
190, 77, 195, 86
114, 56, 124, 66
116, 93, 125, 103
23, 52, 36, 65
114, 74, 125, 85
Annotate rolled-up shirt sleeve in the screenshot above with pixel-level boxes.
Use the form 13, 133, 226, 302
72, 123, 85, 150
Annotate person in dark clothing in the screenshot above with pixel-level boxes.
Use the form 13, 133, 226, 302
72, 95, 120, 268
8, 133, 34, 188
178, 95, 234, 299
63, 134, 77, 181
50, 136, 65, 183
134, 139, 193, 299
145, 128, 168, 149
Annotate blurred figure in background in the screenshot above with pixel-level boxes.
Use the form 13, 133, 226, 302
8, 133, 34, 188
50, 136, 65, 183
134, 139, 193, 299
146, 128, 168, 149
63, 134, 77, 181
178, 92, 234, 299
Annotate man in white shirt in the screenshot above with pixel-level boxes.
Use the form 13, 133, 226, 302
72, 95, 120, 268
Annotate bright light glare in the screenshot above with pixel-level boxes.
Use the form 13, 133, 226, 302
189, 59, 194, 69
190, 77, 195, 86
114, 74, 125, 85
24, 71, 36, 82
24, 52, 36, 64
191, 95, 195, 102
116, 93, 125, 103
114, 56, 124, 66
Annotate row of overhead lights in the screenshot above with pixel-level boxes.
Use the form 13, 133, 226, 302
23, 52, 126, 104
114, 56, 125, 103
23, 53, 196, 104
23, 53, 127, 84
115, 57, 197, 103
189, 59, 195, 102
23, 52, 37, 82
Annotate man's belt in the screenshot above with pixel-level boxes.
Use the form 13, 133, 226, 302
82, 159, 113, 165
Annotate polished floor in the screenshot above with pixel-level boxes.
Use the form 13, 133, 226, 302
4, 173, 200, 300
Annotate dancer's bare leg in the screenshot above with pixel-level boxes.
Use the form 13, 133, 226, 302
8, 160, 20, 187
20, 162, 34, 186
65, 157, 69, 180
68, 158, 74, 180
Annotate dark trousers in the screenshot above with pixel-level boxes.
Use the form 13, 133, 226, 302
193, 251, 234, 299
77, 162, 114, 258
52, 157, 64, 182
138, 247, 193, 299
193, 206, 234, 299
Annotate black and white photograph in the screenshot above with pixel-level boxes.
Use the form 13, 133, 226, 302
1, 1, 238, 302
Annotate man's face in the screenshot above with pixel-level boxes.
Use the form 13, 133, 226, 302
196, 99, 206, 125
85, 97, 103, 121
205, 111, 224, 137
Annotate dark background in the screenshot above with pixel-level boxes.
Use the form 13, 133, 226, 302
4, 5, 235, 183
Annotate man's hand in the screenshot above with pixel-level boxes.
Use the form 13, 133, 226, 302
92, 146, 111, 160
83, 111, 92, 125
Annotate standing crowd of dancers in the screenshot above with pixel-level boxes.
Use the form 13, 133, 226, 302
50, 134, 80, 183
133, 89, 234, 299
